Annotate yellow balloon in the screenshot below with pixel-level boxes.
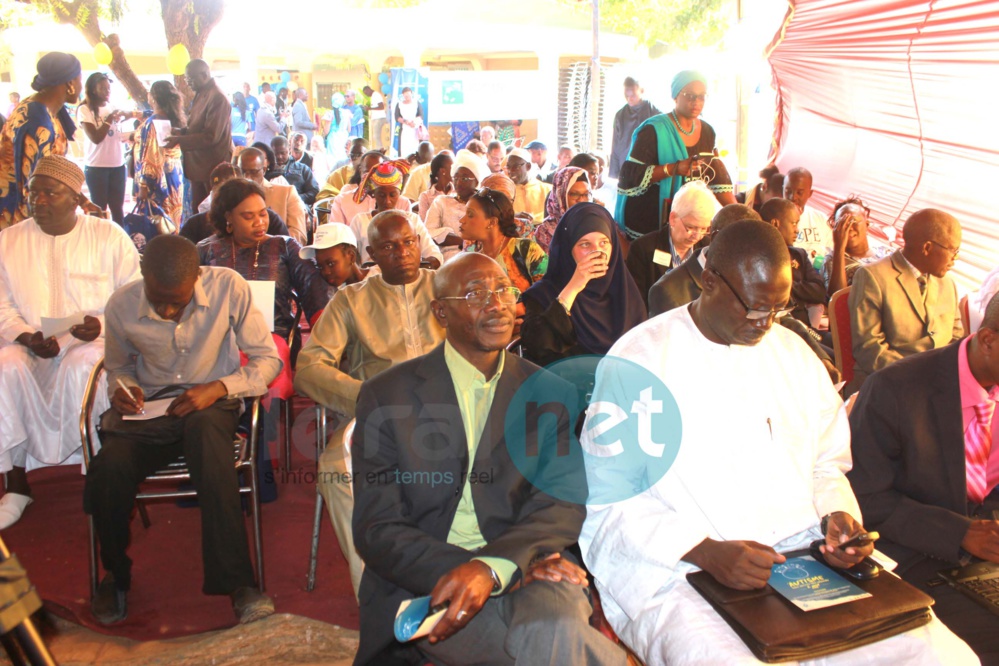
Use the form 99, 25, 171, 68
94, 42, 113, 66
166, 44, 190, 76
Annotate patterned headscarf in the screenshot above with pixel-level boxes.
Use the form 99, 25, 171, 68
353, 159, 411, 203
534, 167, 587, 252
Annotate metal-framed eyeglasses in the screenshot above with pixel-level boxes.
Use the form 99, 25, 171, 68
438, 287, 522, 308
709, 268, 795, 321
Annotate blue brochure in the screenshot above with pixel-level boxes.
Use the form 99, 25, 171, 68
769, 555, 872, 611
394, 595, 448, 642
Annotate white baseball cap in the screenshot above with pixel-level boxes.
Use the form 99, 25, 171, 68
299, 223, 358, 260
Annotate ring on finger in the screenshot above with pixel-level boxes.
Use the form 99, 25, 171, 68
456, 610, 468, 621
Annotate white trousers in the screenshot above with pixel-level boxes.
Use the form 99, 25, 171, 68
0, 339, 107, 473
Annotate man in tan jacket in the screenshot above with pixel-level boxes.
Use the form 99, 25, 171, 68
847, 208, 964, 394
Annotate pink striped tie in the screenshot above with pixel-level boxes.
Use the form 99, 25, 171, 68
966, 399, 996, 505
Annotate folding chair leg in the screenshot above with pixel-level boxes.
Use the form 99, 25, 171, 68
88, 515, 99, 599
250, 405, 265, 592
282, 398, 292, 472
137, 501, 151, 529
306, 488, 325, 592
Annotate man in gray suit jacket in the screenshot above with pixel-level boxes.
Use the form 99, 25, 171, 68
351, 253, 625, 666
847, 208, 963, 394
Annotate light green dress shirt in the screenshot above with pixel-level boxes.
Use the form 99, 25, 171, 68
443, 340, 518, 591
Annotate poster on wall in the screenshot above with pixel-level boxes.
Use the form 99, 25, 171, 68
426, 71, 544, 123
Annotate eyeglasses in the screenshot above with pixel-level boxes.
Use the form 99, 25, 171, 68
455, 176, 478, 184
929, 240, 960, 258
680, 218, 711, 237
439, 287, 521, 308
242, 167, 265, 176
709, 268, 795, 321
681, 92, 707, 102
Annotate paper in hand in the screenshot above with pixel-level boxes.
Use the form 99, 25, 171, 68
40, 312, 86, 339
394, 596, 448, 642
122, 397, 173, 421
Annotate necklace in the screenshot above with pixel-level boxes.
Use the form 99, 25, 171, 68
231, 238, 261, 280
671, 111, 696, 136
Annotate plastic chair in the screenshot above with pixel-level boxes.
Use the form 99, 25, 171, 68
828, 287, 855, 387
959, 294, 970, 336
79, 359, 266, 597
506, 336, 524, 357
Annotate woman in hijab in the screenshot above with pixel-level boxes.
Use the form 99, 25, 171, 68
424, 149, 489, 262
615, 70, 735, 240
532, 166, 592, 252
521, 202, 646, 367
0, 52, 82, 228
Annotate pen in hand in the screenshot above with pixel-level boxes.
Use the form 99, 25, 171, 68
115, 377, 145, 414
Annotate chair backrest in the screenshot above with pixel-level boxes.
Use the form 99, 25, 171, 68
506, 336, 524, 358
828, 287, 855, 386
79, 358, 106, 472
959, 294, 970, 336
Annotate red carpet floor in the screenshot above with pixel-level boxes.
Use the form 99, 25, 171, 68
1, 397, 359, 641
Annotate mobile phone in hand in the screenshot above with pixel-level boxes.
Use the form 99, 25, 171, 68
838, 530, 879, 550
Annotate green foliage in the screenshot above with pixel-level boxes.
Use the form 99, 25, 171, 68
563, 0, 734, 49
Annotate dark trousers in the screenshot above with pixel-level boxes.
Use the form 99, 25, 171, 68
84, 165, 126, 225
188, 179, 211, 213
83, 399, 256, 595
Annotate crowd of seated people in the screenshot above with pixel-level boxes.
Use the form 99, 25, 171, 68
4, 54, 999, 666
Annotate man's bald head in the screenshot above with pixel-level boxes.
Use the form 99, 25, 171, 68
433, 252, 500, 299
901, 208, 961, 278
184, 59, 211, 91
983, 291, 999, 332
707, 220, 791, 278
367, 210, 410, 247
712, 204, 761, 233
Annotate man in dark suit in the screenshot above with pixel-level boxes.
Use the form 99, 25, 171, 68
848, 292, 999, 659
648, 203, 758, 316
847, 208, 963, 394
760, 197, 827, 327
351, 253, 625, 666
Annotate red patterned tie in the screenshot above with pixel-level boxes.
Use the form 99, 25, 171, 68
967, 399, 996, 504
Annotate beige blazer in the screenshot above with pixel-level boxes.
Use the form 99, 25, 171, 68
848, 249, 962, 391
263, 179, 307, 245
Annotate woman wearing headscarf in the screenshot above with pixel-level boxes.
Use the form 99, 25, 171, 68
349, 160, 442, 268
459, 188, 548, 292
521, 202, 646, 367
134, 80, 186, 226
533, 166, 593, 252
615, 70, 735, 240
424, 149, 489, 262
0, 52, 81, 229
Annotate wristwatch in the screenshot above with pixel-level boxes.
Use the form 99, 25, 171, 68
487, 566, 502, 593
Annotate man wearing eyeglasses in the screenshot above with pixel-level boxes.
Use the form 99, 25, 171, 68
351, 252, 627, 665
581, 220, 966, 664
847, 208, 964, 395
295, 211, 446, 598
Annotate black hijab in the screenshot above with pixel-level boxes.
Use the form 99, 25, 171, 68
523, 202, 647, 354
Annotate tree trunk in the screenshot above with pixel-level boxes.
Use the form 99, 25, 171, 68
14, 1, 148, 104
160, 0, 225, 103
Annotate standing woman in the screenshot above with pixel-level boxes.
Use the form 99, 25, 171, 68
394, 87, 422, 159
0, 52, 81, 229
134, 81, 185, 226
521, 202, 646, 366
77, 72, 129, 225
230, 91, 249, 147
459, 188, 548, 292
615, 70, 735, 239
